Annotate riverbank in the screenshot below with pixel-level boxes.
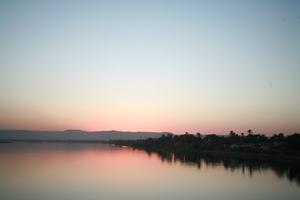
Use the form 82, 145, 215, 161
110, 135, 300, 167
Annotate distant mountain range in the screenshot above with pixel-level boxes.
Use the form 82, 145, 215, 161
0, 130, 171, 141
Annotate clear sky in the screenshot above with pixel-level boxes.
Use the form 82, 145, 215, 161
0, 0, 299, 134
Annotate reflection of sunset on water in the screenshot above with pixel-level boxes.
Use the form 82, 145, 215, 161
0, 143, 299, 200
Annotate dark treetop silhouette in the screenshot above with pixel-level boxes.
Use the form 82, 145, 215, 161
111, 131, 300, 185
111, 131, 300, 162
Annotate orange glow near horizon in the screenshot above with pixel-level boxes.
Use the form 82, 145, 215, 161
1, 1, 300, 136
1, 113, 299, 135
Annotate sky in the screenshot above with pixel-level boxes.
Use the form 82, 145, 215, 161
0, 0, 300, 134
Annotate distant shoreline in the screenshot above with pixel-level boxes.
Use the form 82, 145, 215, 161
109, 132, 300, 165
0, 139, 107, 143
2, 138, 300, 165
0, 130, 166, 141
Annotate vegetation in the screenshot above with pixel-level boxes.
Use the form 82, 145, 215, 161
110, 131, 300, 184
111, 131, 300, 161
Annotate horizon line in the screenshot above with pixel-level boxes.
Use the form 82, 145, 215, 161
0, 129, 299, 136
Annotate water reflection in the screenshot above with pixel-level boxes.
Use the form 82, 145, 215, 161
141, 149, 300, 186
1, 143, 300, 200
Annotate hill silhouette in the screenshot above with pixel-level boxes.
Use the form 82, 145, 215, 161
0, 130, 170, 142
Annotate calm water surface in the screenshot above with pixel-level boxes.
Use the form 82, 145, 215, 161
0, 143, 299, 200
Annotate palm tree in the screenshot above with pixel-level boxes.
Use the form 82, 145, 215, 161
247, 129, 253, 135
229, 130, 236, 137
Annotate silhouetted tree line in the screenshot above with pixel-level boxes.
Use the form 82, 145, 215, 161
112, 130, 300, 158
111, 131, 300, 185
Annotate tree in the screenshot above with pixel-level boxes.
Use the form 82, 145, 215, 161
286, 133, 300, 150
270, 133, 285, 143
229, 130, 236, 137
247, 129, 253, 135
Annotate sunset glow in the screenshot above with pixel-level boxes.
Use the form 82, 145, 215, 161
0, 1, 300, 134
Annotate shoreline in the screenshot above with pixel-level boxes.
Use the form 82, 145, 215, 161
0, 139, 107, 143
2, 139, 300, 165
